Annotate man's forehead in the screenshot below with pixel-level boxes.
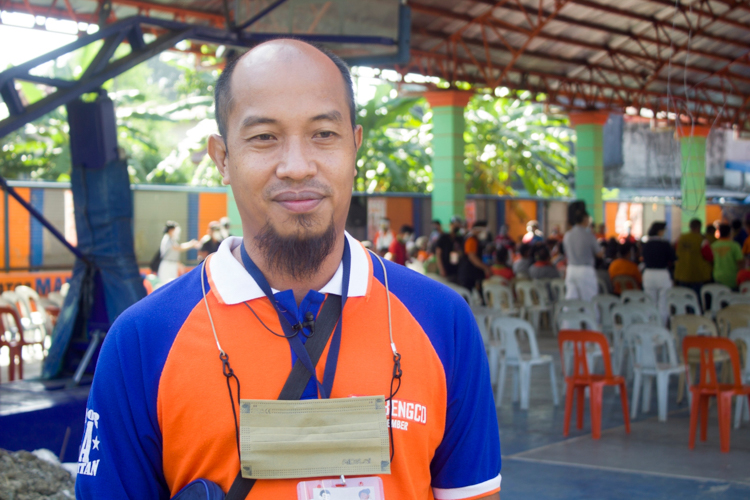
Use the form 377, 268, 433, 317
228, 40, 348, 119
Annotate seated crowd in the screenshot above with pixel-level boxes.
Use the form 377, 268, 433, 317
370, 212, 750, 316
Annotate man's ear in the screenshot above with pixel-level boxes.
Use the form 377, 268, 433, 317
208, 134, 231, 185
354, 124, 363, 151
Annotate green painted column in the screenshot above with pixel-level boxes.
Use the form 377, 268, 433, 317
425, 91, 473, 227
678, 125, 710, 232
227, 186, 243, 237
570, 111, 609, 224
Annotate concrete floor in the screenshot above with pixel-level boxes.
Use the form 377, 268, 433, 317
496, 336, 750, 499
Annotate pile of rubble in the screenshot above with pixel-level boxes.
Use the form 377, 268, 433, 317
0, 449, 74, 500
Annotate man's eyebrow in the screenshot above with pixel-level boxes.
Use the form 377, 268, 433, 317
240, 116, 277, 129
310, 111, 343, 123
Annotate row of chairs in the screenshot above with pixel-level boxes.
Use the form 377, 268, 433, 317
0, 285, 65, 382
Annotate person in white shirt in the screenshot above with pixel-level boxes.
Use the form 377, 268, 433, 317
157, 221, 199, 283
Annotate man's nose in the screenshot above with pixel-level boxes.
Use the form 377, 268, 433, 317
276, 137, 317, 180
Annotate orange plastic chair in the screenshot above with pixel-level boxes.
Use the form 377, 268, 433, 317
683, 336, 750, 453
558, 329, 631, 439
0, 304, 25, 382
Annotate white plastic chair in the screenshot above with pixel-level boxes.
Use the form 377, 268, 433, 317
492, 317, 559, 410
533, 278, 555, 305
626, 324, 684, 422
612, 303, 660, 377
729, 327, 750, 429
483, 282, 520, 316
667, 286, 700, 306
620, 290, 653, 305
701, 283, 732, 318
553, 299, 597, 336
592, 294, 620, 335
447, 283, 474, 306
718, 293, 750, 309
549, 278, 566, 303
47, 292, 65, 308
514, 281, 552, 331
473, 307, 503, 387
667, 295, 701, 316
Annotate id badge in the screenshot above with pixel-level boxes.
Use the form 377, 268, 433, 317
239, 396, 390, 479
297, 476, 384, 500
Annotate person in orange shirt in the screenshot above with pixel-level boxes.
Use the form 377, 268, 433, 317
608, 243, 642, 294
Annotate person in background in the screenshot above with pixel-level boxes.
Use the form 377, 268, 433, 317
428, 219, 443, 253
642, 222, 675, 325
528, 246, 560, 280
522, 220, 544, 245
157, 221, 199, 284
595, 223, 607, 242
374, 217, 395, 256
737, 256, 750, 287
674, 218, 713, 298
711, 223, 744, 289
435, 217, 462, 282
494, 224, 515, 251
219, 216, 231, 240
618, 220, 637, 245
563, 201, 603, 301
491, 246, 514, 281
197, 221, 222, 261
415, 235, 430, 262
458, 220, 491, 301
705, 222, 718, 245
387, 224, 413, 266
548, 225, 562, 243
513, 243, 533, 277
608, 243, 642, 294
733, 219, 747, 246
741, 213, 750, 256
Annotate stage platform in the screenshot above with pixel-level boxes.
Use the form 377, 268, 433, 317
0, 378, 89, 464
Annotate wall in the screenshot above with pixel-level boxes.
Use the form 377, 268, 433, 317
611, 121, 734, 189
505, 200, 537, 242
133, 191, 189, 264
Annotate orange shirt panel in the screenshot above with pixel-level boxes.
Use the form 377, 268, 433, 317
157, 279, 448, 499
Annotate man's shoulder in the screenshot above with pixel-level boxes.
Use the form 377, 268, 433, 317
109, 267, 204, 348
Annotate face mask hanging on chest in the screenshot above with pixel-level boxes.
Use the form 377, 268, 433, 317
238, 396, 391, 479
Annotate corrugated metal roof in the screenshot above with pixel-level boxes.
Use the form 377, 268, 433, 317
4, 0, 750, 128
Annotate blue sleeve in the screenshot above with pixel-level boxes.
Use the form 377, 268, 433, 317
74, 314, 170, 499
75, 268, 205, 499
428, 292, 501, 489
372, 260, 501, 489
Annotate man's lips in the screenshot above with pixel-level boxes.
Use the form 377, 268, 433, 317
273, 191, 325, 213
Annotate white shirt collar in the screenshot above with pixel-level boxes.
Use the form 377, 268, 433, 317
207, 232, 370, 305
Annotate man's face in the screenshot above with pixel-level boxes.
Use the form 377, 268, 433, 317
209, 41, 363, 244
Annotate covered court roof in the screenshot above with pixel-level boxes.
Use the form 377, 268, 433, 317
3, 0, 750, 129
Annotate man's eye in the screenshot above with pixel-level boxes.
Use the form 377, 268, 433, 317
317, 131, 336, 139
253, 134, 275, 141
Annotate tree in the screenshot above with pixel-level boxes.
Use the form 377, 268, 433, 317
464, 91, 574, 197
355, 85, 432, 193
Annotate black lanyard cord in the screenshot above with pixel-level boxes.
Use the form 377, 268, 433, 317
220, 352, 242, 465
242, 300, 313, 339
386, 352, 403, 463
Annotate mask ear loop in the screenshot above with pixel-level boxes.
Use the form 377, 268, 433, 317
370, 251, 402, 463
202, 258, 242, 465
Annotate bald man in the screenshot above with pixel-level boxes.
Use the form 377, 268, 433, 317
76, 40, 501, 500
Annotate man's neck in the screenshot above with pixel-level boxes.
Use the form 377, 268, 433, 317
235, 235, 346, 305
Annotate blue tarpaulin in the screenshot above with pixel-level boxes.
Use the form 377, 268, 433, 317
43, 96, 145, 379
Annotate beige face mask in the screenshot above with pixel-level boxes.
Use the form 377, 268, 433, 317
239, 396, 391, 480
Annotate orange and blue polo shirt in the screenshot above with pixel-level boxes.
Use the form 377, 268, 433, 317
75, 233, 501, 499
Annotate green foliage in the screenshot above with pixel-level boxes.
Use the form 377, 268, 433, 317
464, 91, 574, 197
355, 85, 432, 193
